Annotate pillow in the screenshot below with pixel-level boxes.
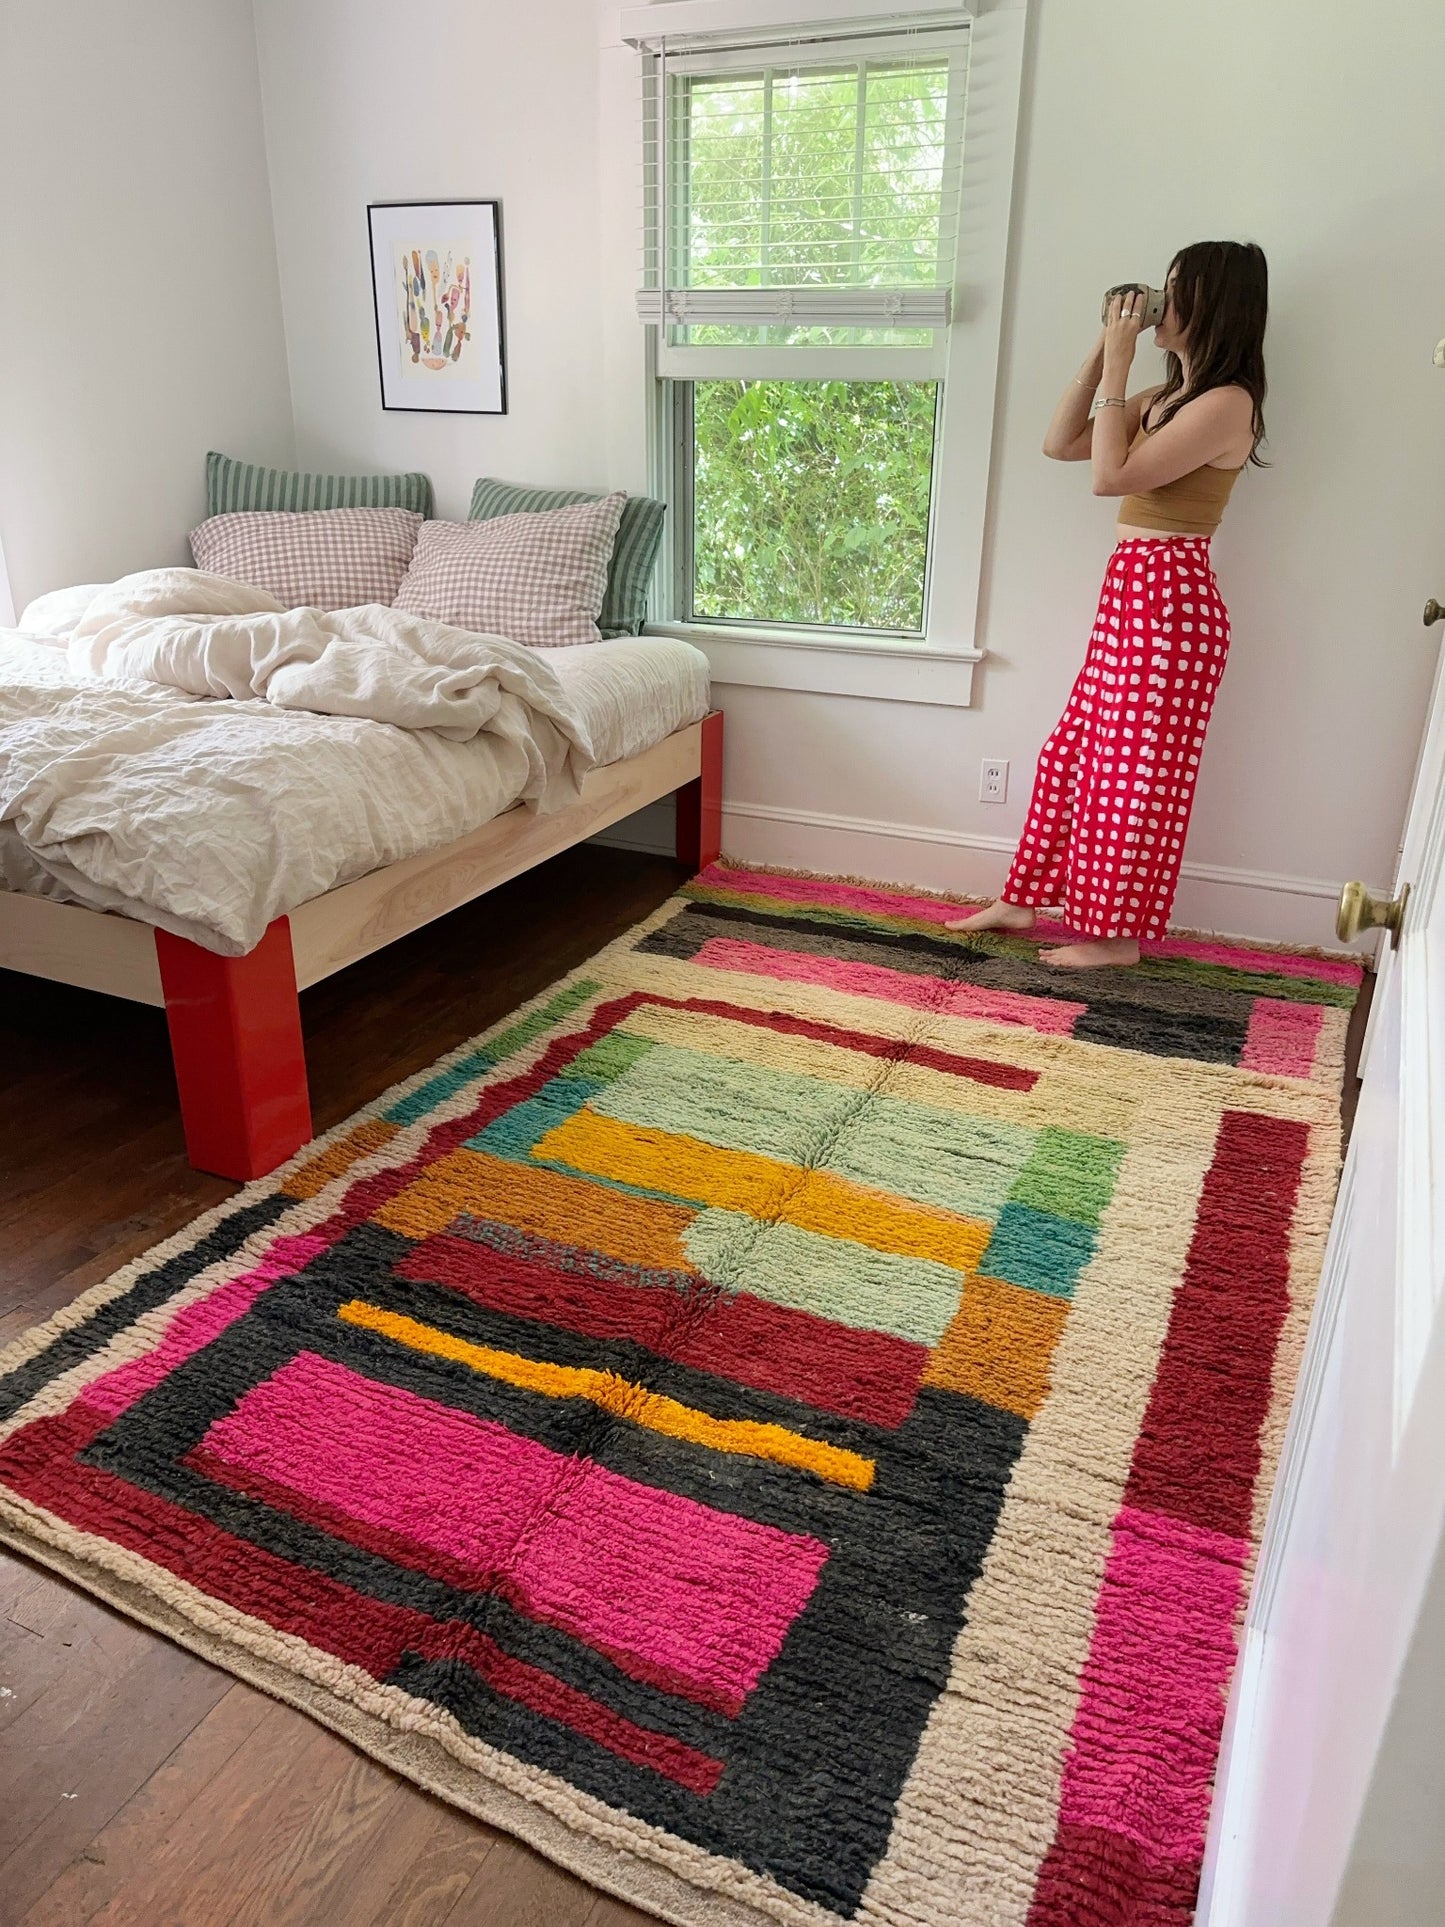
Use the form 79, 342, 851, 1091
393, 495, 627, 648
469, 478, 664, 637
206, 450, 434, 519
189, 507, 423, 610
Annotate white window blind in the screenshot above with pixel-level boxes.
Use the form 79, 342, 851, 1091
627, 10, 970, 355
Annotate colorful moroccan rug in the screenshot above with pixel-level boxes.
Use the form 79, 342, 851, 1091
0, 864, 1362, 1926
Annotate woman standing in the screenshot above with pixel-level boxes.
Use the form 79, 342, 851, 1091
948, 240, 1268, 967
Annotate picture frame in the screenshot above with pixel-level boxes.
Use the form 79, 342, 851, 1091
367, 199, 507, 415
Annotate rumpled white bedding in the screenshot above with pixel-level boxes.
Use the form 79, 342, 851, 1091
0, 570, 709, 955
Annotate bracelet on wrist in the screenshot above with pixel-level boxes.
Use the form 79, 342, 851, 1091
1073, 375, 1098, 390
1094, 395, 1127, 410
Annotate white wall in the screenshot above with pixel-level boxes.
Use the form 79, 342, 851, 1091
0, 0, 295, 614
251, 0, 609, 522
251, 0, 1445, 943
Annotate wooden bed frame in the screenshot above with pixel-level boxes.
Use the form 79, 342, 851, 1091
0, 710, 723, 1182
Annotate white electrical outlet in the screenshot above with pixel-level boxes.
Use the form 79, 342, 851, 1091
979, 758, 1009, 803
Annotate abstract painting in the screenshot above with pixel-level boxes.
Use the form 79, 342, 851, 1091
368, 200, 506, 414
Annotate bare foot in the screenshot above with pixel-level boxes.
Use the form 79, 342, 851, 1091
1039, 937, 1140, 970
943, 900, 1037, 934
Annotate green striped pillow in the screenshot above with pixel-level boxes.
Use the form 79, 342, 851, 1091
207, 451, 434, 519
469, 478, 665, 638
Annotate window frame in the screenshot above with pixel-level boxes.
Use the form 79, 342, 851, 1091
603, 0, 1028, 707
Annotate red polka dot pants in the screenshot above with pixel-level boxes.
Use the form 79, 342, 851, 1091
1003, 536, 1230, 941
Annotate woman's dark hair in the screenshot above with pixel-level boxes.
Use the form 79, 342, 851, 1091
1147, 239, 1269, 464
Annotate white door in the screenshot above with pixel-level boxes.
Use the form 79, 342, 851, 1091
1197, 610, 1445, 1927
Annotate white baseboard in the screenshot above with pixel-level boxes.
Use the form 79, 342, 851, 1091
592, 796, 1359, 949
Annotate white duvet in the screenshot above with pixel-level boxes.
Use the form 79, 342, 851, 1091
0, 570, 709, 955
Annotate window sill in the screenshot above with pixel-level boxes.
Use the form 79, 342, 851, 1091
643, 622, 982, 706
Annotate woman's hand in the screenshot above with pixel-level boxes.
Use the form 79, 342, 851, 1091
1101, 290, 1144, 385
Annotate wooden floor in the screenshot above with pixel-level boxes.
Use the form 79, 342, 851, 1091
0, 852, 1376, 1926
0, 846, 686, 1927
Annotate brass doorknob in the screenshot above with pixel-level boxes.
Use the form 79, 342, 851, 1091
1425, 598, 1445, 626
1337, 879, 1411, 947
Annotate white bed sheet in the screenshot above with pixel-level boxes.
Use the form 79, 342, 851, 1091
0, 626, 709, 955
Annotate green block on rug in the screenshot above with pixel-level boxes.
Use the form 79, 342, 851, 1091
561, 1032, 657, 1084
590, 1042, 858, 1168
1009, 1127, 1124, 1227
825, 1102, 1036, 1221
484, 981, 601, 1062
979, 1202, 1097, 1299
1137, 955, 1357, 1006
683, 1209, 964, 1346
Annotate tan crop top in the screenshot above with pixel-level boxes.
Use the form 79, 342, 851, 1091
1118, 423, 1244, 534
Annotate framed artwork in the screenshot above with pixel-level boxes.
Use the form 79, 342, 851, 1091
367, 200, 507, 415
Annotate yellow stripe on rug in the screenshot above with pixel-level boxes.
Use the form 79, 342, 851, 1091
533, 1110, 993, 1273
337, 1300, 877, 1491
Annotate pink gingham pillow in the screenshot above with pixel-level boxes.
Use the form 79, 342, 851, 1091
391, 493, 626, 647
189, 507, 423, 610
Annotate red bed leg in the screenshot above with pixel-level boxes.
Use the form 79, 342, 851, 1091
675, 708, 724, 872
155, 917, 312, 1181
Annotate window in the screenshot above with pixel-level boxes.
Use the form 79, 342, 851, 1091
631, 9, 967, 640
682, 377, 940, 630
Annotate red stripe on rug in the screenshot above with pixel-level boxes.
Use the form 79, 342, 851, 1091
410, 1618, 725, 1793
1125, 1109, 1309, 1540
639, 993, 1040, 1091
691, 937, 1085, 1034
1026, 1821, 1205, 1927
0, 1404, 724, 1789
399, 1232, 927, 1429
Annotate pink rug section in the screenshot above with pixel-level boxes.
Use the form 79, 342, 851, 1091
1143, 934, 1362, 985
699, 864, 972, 928
199, 1350, 829, 1711
82, 1234, 329, 1420
1056, 1504, 1249, 1863
1240, 998, 1326, 1078
693, 936, 1085, 1035
697, 864, 1362, 984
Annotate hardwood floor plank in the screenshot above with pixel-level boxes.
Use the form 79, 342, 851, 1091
1, 1550, 56, 1626
73, 1711, 359, 1924
16, 1685, 271, 1927
348, 1787, 498, 1927
0, 1568, 152, 1739
207, 1754, 406, 1927
446, 1837, 598, 1927
0, 1637, 231, 1922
